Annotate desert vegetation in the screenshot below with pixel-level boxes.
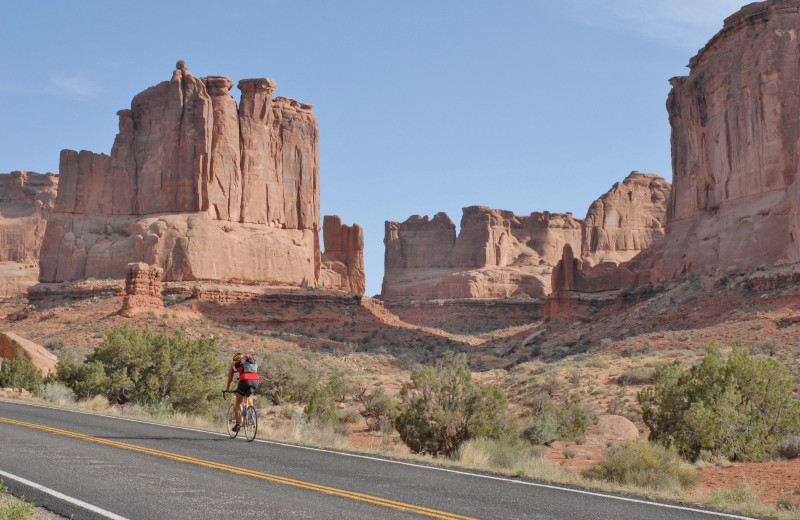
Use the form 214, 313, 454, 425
639, 344, 800, 462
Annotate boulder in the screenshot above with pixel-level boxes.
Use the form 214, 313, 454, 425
0, 332, 58, 376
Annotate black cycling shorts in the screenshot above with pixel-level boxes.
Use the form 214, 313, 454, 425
236, 379, 260, 397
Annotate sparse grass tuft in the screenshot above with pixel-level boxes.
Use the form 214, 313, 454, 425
0, 481, 35, 520
582, 440, 696, 491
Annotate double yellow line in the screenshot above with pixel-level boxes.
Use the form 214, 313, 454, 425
0, 416, 477, 520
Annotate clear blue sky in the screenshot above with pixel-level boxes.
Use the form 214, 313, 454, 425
0, 1, 745, 296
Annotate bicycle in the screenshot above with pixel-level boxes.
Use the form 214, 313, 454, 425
222, 390, 258, 442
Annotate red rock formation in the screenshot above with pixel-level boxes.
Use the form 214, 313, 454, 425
39, 62, 328, 287
0, 332, 58, 376
384, 213, 456, 269
654, 0, 800, 279
582, 172, 670, 266
120, 263, 164, 317
0, 171, 58, 297
320, 215, 365, 294
0, 171, 58, 263
381, 207, 582, 300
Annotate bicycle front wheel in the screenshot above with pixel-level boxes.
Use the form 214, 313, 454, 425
244, 405, 257, 442
226, 404, 239, 438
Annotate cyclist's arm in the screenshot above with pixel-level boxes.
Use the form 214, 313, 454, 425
225, 363, 234, 392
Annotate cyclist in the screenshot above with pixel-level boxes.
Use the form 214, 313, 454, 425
226, 352, 260, 432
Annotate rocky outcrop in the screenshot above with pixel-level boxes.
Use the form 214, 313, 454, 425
382, 207, 582, 300
320, 215, 365, 294
0, 171, 58, 297
0, 332, 58, 376
0, 171, 58, 263
382, 172, 670, 302
38, 61, 330, 287
654, 1, 800, 280
581, 172, 670, 265
120, 263, 164, 317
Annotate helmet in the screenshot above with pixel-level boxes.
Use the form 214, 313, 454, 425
233, 352, 243, 361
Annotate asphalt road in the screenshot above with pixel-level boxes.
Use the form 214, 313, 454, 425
0, 399, 763, 520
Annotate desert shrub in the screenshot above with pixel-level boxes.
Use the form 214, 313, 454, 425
0, 350, 43, 393
355, 386, 399, 431
36, 381, 76, 405
776, 434, 800, 460
582, 440, 697, 490
326, 369, 355, 402
618, 367, 657, 385
638, 345, 800, 462
394, 352, 510, 457
522, 395, 591, 445
56, 324, 223, 415
258, 353, 319, 405
304, 383, 339, 425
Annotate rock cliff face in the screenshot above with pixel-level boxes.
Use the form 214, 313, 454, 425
382, 172, 670, 301
0, 171, 58, 297
38, 62, 334, 289
655, 0, 800, 279
320, 215, 365, 294
382, 206, 582, 300
582, 172, 670, 266
0, 171, 58, 263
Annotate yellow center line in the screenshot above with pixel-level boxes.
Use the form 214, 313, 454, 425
0, 416, 478, 520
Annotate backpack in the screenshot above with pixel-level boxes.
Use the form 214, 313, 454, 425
241, 354, 259, 374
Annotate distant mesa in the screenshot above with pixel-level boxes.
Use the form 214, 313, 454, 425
33, 62, 363, 294
381, 171, 670, 302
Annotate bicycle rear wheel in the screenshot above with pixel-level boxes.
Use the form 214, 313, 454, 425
226, 404, 239, 438
244, 405, 257, 442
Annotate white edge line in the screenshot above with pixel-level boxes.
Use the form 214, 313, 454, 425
0, 398, 759, 520
0, 468, 130, 520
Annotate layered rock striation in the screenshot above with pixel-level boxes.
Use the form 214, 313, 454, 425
120, 263, 164, 317
382, 172, 670, 301
37, 61, 356, 290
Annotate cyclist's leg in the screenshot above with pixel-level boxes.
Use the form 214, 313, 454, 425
234, 388, 245, 425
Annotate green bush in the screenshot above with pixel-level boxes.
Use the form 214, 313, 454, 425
258, 353, 320, 405
394, 352, 510, 457
0, 350, 43, 393
582, 440, 697, 490
522, 395, 591, 445
638, 345, 800, 462
56, 324, 224, 415
356, 386, 399, 432
303, 383, 339, 426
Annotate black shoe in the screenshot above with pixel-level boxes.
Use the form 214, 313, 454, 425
232, 423, 241, 432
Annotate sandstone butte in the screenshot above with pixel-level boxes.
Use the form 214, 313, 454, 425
381, 171, 670, 301
35, 61, 363, 294
0, 171, 58, 298
651, 0, 800, 281
546, 0, 800, 318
